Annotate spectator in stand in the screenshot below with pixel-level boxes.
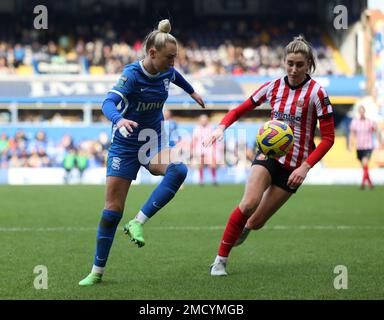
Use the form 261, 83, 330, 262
63, 147, 77, 184
0, 133, 9, 153
76, 148, 89, 182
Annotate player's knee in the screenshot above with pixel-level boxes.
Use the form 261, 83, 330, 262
105, 201, 124, 213
169, 162, 188, 182
239, 200, 259, 216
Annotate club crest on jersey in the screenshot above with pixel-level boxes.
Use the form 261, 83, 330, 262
163, 79, 170, 91
111, 157, 121, 170
295, 100, 305, 108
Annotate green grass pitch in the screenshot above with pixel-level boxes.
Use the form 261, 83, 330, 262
0, 184, 383, 300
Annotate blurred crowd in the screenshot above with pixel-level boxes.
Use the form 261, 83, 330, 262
0, 130, 110, 169
0, 119, 257, 172
0, 18, 339, 76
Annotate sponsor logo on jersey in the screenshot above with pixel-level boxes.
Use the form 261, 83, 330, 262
136, 101, 165, 112
273, 111, 301, 122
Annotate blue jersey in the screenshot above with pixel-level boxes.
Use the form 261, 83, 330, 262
103, 60, 194, 180
108, 60, 191, 150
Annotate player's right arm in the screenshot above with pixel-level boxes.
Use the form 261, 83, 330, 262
102, 70, 138, 137
203, 81, 270, 147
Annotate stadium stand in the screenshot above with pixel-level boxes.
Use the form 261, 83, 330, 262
0, 17, 341, 76
0, 0, 382, 185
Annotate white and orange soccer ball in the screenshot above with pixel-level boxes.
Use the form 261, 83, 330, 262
256, 120, 294, 158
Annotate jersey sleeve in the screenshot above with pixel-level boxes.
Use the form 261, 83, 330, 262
313, 87, 333, 118
305, 114, 335, 167
109, 68, 136, 101
219, 81, 270, 128
172, 69, 194, 94
250, 81, 270, 105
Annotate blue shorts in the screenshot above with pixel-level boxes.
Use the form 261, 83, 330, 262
106, 131, 168, 180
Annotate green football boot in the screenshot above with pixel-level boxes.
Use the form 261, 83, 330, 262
123, 219, 145, 247
78, 273, 102, 286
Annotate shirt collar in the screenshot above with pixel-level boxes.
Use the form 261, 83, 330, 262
139, 60, 160, 78
284, 74, 311, 90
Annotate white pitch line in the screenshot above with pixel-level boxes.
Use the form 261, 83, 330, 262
0, 225, 384, 232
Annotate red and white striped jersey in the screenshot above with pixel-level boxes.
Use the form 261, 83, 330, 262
251, 76, 333, 169
349, 117, 377, 150
193, 124, 215, 156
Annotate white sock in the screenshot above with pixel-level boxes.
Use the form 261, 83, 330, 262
91, 265, 105, 275
135, 210, 149, 225
215, 255, 228, 264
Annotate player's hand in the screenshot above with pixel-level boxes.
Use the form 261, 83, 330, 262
287, 162, 311, 189
116, 118, 139, 138
203, 125, 225, 147
190, 92, 205, 109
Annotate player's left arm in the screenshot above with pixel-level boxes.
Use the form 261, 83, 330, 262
287, 114, 335, 188
287, 89, 335, 188
172, 69, 205, 108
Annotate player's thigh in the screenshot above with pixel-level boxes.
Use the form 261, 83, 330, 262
104, 176, 132, 212
239, 164, 272, 215
147, 147, 181, 176
246, 184, 292, 229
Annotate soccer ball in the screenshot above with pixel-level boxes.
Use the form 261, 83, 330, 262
256, 120, 294, 157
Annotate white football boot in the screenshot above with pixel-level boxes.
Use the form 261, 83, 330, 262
210, 257, 228, 276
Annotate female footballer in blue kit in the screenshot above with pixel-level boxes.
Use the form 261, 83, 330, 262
79, 19, 205, 286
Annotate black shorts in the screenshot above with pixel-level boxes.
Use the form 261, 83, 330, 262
252, 151, 298, 194
357, 149, 372, 162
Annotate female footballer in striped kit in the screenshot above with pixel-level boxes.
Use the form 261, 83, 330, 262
205, 36, 335, 276
349, 105, 380, 189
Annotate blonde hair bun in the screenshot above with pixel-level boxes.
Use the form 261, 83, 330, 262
158, 19, 171, 33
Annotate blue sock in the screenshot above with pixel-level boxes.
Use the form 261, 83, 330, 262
141, 163, 188, 218
93, 209, 122, 268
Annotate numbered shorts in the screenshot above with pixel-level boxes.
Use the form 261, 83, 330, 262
252, 151, 298, 194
